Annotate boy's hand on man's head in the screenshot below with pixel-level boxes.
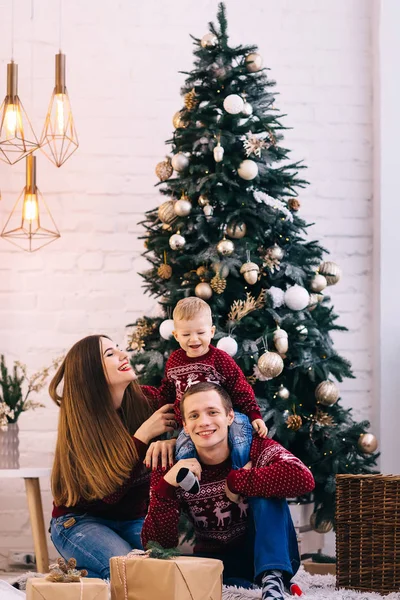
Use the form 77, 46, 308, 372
252, 418, 268, 438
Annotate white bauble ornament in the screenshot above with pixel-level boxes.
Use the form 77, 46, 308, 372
242, 102, 253, 116
217, 336, 238, 357
217, 237, 234, 256
159, 319, 175, 340
171, 153, 189, 172
310, 273, 327, 293
268, 243, 284, 261
257, 351, 284, 379
223, 94, 244, 115
195, 282, 213, 300
201, 33, 218, 48
213, 142, 224, 162
245, 52, 263, 72
358, 433, 378, 454
158, 200, 175, 224
203, 204, 214, 218
169, 232, 186, 250
284, 285, 310, 311
319, 261, 341, 285
273, 327, 289, 354
268, 286, 285, 308
315, 380, 339, 406
238, 159, 258, 180
277, 385, 290, 400
226, 221, 247, 239
174, 198, 192, 217
240, 261, 259, 285
296, 324, 308, 340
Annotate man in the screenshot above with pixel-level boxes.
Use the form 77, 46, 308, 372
141, 382, 315, 600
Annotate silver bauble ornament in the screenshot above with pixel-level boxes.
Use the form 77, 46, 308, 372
310, 273, 327, 292
169, 232, 186, 250
223, 94, 244, 115
277, 385, 290, 400
315, 380, 339, 406
268, 243, 284, 261
195, 282, 213, 300
217, 237, 234, 256
240, 261, 259, 285
257, 351, 284, 379
217, 336, 238, 357
158, 200, 175, 224
213, 142, 224, 162
159, 319, 175, 340
174, 198, 192, 217
245, 53, 263, 72
201, 33, 218, 48
203, 204, 214, 218
273, 327, 289, 354
358, 433, 378, 454
198, 194, 209, 207
226, 221, 247, 239
242, 102, 253, 116
284, 285, 310, 311
238, 159, 258, 180
171, 152, 189, 172
213, 261, 230, 278
319, 261, 341, 285
296, 324, 308, 340
310, 513, 334, 534
172, 111, 186, 129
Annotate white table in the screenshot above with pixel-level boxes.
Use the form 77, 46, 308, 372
0, 468, 51, 573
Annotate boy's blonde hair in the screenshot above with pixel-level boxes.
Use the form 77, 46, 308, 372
173, 297, 212, 323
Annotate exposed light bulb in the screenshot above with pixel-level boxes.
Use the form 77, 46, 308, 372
23, 193, 38, 222
5, 103, 20, 138
55, 94, 65, 134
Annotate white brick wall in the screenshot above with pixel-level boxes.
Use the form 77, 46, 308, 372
0, 0, 372, 565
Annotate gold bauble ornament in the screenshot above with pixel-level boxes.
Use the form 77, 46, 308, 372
287, 414, 302, 431
213, 262, 230, 278
217, 236, 234, 256
257, 351, 284, 379
308, 293, 322, 311
277, 385, 290, 400
319, 261, 341, 285
310, 273, 327, 293
158, 200, 175, 224
226, 221, 247, 239
273, 326, 288, 354
210, 273, 227, 294
155, 158, 173, 181
288, 198, 301, 211
240, 261, 259, 285
310, 513, 334, 534
358, 433, 378, 454
196, 266, 208, 278
245, 52, 263, 72
172, 111, 187, 129
198, 194, 209, 207
315, 380, 339, 406
157, 263, 172, 279
184, 88, 198, 111
195, 282, 213, 300
200, 33, 218, 48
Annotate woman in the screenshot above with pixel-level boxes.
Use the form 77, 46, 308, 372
49, 334, 176, 579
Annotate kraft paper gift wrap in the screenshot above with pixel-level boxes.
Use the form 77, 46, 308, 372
26, 578, 109, 600
110, 554, 223, 600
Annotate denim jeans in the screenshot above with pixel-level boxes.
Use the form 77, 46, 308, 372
175, 410, 253, 468
50, 513, 144, 579
195, 497, 300, 588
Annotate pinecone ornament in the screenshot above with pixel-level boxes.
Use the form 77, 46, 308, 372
157, 263, 172, 279
184, 88, 198, 111
287, 414, 302, 431
210, 273, 227, 294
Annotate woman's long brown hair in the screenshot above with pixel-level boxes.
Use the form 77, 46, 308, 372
50, 335, 153, 507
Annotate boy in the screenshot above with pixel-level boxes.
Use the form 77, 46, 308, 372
142, 297, 267, 437
142, 382, 315, 600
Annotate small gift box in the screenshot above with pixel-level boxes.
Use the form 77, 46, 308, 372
110, 550, 223, 600
26, 578, 108, 600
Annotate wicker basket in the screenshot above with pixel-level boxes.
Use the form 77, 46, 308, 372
336, 474, 400, 594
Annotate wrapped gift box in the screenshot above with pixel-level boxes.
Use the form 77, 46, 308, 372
26, 578, 108, 600
110, 554, 223, 600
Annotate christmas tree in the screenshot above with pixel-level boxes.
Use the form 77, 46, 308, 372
127, 3, 378, 528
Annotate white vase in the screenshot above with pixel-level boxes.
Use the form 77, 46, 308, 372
0, 423, 20, 469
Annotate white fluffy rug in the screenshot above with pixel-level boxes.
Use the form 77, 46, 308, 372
222, 568, 400, 600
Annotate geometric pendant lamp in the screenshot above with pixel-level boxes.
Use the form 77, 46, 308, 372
0, 61, 40, 165
1, 154, 60, 252
40, 52, 78, 167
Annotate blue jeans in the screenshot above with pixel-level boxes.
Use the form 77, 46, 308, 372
195, 497, 300, 588
50, 513, 144, 579
175, 411, 252, 468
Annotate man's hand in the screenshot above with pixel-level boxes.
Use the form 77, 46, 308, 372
225, 481, 241, 504
252, 418, 268, 438
144, 438, 176, 471
163, 458, 202, 488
